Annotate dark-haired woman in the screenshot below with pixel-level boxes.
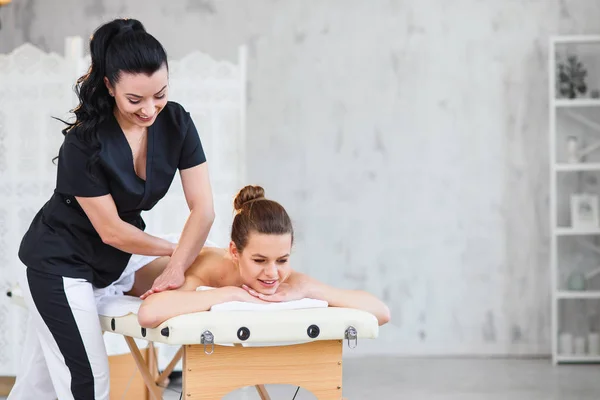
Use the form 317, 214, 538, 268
9, 18, 214, 400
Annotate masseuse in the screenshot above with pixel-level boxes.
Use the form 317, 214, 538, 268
9, 18, 214, 400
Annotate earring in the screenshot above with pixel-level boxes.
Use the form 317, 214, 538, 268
109, 91, 114, 96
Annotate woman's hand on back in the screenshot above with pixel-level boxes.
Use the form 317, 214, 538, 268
139, 264, 185, 299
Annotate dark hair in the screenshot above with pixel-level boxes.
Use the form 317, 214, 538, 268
231, 185, 294, 252
57, 18, 168, 170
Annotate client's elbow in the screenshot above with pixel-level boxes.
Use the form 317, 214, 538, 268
138, 302, 160, 329
377, 304, 391, 326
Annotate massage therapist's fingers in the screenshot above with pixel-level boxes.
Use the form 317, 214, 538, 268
140, 286, 166, 299
149, 268, 184, 296
151, 284, 173, 295
149, 284, 165, 293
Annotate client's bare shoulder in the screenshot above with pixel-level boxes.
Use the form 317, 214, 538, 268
183, 247, 241, 290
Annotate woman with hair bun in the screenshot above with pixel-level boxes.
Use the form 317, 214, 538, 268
128, 185, 390, 330
10, 18, 214, 399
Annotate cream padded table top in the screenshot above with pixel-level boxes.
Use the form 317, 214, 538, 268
7, 285, 379, 347
100, 307, 378, 346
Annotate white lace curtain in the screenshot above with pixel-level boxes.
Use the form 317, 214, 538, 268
0, 37, 247, 375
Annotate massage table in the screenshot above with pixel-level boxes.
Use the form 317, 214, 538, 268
7, 286, 379, 400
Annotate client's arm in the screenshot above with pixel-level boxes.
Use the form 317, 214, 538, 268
298, 273, 391, 326
246, 272, 391, 326
137, 284, 265, 328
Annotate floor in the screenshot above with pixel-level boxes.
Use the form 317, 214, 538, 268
164, 357, 600, 399
3, 357, 600, 399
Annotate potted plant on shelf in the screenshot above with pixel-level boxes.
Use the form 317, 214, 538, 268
557, 55, 588, 99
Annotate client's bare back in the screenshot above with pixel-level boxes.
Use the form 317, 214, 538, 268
126, 246, 239, 297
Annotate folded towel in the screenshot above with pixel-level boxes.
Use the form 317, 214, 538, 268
97, 295, 143, 317
210, 298, 329, 311
196, 286, 328, 311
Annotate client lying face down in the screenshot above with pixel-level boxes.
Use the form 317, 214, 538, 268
135, 185, 391, 328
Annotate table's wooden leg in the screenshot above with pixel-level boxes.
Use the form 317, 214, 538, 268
254, 384, 271, 400
148, 342, 159, 381
123, 336, 164, 400
156, 345, 184, 387
183, 340, 344, 400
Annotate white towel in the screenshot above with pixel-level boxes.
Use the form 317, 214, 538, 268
211, 298, 328, 311
97, 295, 143, 317
196, 286, 328, 311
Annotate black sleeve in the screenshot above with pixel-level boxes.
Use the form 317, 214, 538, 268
178, 114, 207, 170
56, 142, 110, 197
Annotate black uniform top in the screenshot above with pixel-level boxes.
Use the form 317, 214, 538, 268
18, 101, 206, 288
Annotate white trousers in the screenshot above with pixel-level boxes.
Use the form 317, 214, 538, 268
8, 269, 110, 400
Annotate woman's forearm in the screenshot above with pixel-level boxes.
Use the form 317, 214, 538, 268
138, 286, 235, 328
167, 208, 215, 273
305, 278, 391, 326
104, 220, 176, 256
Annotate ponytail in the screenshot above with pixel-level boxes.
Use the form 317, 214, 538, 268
56, 18, 168, 174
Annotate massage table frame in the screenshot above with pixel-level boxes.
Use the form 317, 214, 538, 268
114, 316, 362, 400
124, 336, 352, 400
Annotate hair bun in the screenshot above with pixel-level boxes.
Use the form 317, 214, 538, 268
234, 185, 265, 211
116, 18, 146, 35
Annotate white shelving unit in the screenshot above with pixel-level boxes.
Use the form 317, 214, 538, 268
550, 35, 600, 364
557, 291, 600, 299
555, 227, 600, 236
556, 355, 600, 363
555, 99, 600, 108
555, 163, 600, 172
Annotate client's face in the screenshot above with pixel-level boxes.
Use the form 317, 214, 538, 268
236, 232, 292, 295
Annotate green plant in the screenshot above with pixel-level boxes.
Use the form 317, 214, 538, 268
557, 55, 588, 99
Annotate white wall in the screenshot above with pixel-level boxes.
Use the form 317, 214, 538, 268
2, 0, 600, 356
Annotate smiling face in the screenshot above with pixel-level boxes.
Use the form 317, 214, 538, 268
104, 63, 169, 129
230, 231, 293, 295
